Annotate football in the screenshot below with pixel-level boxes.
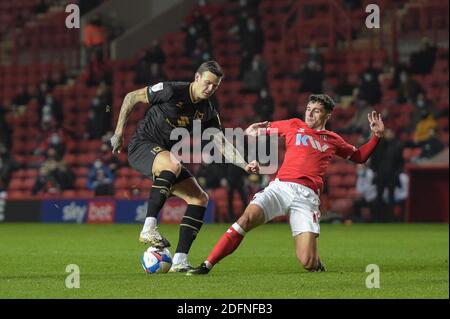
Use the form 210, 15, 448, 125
141, 247, 172, 274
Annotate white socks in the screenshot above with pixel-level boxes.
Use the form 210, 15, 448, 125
172, 253, 188, 265
231, 223, 246, 236
141, 217, 157, 233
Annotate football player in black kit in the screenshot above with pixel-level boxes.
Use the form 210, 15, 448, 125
110, 61, 259, 272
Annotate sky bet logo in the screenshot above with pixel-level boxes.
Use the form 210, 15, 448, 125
295, 134, 329, 152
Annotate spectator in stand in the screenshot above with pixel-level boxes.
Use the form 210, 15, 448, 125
147, 40, 166, 65
253, 88, 274, 122
389, 62, 410, 91
32, 166, 55, 195
197, 164, 225, 191
242, 54, 268, 93
382, 171, 409, 222
87, 49, 108, 86
196, 156, 226, 191
84, 14, 110, 86
352, 164, 377, 222
33, 0, 49, 15
0, 103, 12, 148
0, 143, 18, 190
370, 128, 404, 222
413, 128, 445, 162
191, 10, 211, 45
36, 81, 50, 107
334, 74, 355, 100
184, 25, 199, 56
97, 142, 121, 176
357, 64, 382, 105
342, 0, 362, 10
411, 92, 436, 127
39, 92, 63, 130
134, 40, 166, 85
89, 81, 112, 138
83, 13, 107, 64
227, 0, 261, 18
150, 62, 167, 83
54, 162, 76, 191
32, 148, 69, 195
409, 37, 437, 75
397, 71, 423, 104
50, 69, 68, 87
87, 158, 114, 194
345, 99, 374, 137
413, 109, 437, 144
240, 16, 264, 74
190, 38, 213, 71
226, 163, 249, 222
11, 85, 33, 115
35, 131, 69, 160
305, 43, 324, 69
298, 60, 324, 93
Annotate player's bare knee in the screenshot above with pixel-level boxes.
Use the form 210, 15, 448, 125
185, 191, 209, 206
194, 191, 209, 206
237, 213, 251, 230
238, 210, 263, 232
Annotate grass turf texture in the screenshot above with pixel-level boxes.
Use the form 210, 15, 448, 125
0, 223, 448, 299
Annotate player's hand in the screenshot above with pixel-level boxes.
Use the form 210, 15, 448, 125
368, 111, 384, 138
245, 121, 269, 137
110, 134, 124, 154
245, 160, 260, 174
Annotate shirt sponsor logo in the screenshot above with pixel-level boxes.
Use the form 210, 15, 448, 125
295, 133, 330, 152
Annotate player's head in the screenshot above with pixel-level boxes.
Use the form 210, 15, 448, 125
194, 60, 224, 100
305, 94, 335, 130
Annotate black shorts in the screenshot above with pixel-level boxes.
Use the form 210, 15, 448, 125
128, 138, 193, 183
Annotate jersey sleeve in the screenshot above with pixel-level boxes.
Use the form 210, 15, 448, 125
146, 82, 173, 105
266, 119, 296, 136
335, 135, 357, 159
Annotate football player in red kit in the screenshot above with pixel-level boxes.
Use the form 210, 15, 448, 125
188, 94, 384, 275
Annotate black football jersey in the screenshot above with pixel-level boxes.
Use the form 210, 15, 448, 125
131, 81, 222, 148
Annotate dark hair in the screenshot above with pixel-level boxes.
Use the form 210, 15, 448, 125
196, 60, 224, 78
308, 94, 335, 113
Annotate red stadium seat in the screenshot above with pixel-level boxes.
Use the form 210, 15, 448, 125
62, 190, 77, 198
9, 178, 25, 190
76, 190, 94, 198
75, 178, 88, 189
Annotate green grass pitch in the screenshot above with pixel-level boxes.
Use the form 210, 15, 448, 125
0, 223, 448, 298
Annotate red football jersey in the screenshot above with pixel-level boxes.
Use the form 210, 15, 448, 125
266, 118, 357, 194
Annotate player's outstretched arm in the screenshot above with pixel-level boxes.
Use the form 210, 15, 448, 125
350, 111, 384, 163
244, 121, 269, 137
368, 111, 384, 138
111, 87, 149, 154
212, 131, 260, 174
